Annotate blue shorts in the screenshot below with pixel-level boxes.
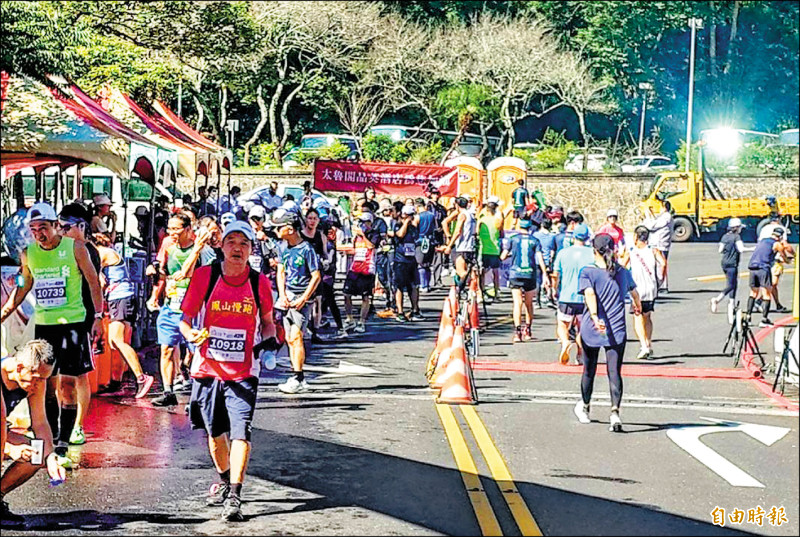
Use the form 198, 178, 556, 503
157, 306, 184, 347
189, 376, 258, 441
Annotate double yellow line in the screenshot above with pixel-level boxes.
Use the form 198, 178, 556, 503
436, 404, 543, 536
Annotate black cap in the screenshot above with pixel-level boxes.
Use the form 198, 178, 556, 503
58, 202, 91, 225
592, 233, 615, 253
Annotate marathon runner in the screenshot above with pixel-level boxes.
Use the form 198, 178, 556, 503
711, 218, 750, 319
391, 205, 424, 322
510, 179, 531, 226
343, 212, 379, 334
270, 209, 321, 394
624, 226, 665, 359
1, 340, 67, 525
414, 198, 436, 294
746, 226, 786, 327
0, 202, 103, 466
552, 224, 594, 364
758, 214, 795, 314
478, 196, 504, 302
575, 234, 642, 433
179, 221, 276, 522
443, 196, 476, 288
374, 200, 395, 317
500, 219, 548, 343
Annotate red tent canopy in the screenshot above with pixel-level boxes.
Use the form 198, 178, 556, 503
1, 152, 89, 179
151, 100, 224, 152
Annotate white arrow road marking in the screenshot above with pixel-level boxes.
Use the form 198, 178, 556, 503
275, 357, 380, 378
666, 416, 791, 488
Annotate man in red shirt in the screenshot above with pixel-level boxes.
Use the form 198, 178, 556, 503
596, 209, 626, 254
179, 221, 277, 522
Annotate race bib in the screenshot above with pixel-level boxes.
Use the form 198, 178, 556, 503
34, 277, 67, 308
402, 243, 415, 257
167, 282, 188, 312
249, 255, 263, 271
206, 326, 247, 363
354, 248, 368, 262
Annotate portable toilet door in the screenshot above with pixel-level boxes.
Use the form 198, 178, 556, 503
487, 156, 527, 229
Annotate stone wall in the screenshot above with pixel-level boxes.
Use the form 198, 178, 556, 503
179, 170, 799, 231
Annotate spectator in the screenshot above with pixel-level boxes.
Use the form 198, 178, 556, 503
91, 193, 117, 243
643, 200, 673, 293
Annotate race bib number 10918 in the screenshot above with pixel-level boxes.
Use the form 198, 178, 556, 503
207, 326, 247, 363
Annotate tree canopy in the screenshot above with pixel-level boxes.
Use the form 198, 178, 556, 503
2, 0, 797, 162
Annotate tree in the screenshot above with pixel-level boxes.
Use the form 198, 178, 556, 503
433, 83, 499, 162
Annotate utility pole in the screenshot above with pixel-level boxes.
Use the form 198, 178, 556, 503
685, 17, 703, 172
637, 82, 653, 157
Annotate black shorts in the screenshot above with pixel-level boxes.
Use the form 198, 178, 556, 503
456, 251, 476, 265
557, 302, 585, 323
190, 376, 258, 442
34, 322, 94, 377
393, 262, 418, 293
513, 207, 525, 219
108, 297, 136, 323
343, 272, 375, 297
748, 268, 772, 290
415, 245, 435, 267
482, 254, 501, 269
641, 300, 655, 314
508, 278, 537, 292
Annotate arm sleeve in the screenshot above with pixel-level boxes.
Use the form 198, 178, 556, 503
735, 240, 746, 253
180, 265, 212, 318
718, 242, 725, 253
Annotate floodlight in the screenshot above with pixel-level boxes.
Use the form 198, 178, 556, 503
703, 128, 742, 158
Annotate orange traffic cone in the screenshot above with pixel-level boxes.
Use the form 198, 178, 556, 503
426, 289, 458, 384
468, 277, 480, 330
436, 325, 475, 405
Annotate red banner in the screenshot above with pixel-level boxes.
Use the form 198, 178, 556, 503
314, 160, 458, 197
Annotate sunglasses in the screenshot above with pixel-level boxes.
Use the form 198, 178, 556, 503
57, 221, 81, 232
250, 216, 264, 222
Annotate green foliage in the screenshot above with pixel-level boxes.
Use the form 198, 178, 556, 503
736, 143, 797, 175
362, 134, 396, 162
252, 142, 279, 168
409, 140, 445, 164
318, 140, 352, 160
390, 142, 413, 163
433, 83, 499, 132
522, 128, 579, 170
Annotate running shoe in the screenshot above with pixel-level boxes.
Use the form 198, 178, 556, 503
278, 377, 309, 394
222, 495, 244, 522
1, 500, 25, 525
310, 334, 325, 345
334, 329, 349, 339
96, 380, 122, 395
69, 426, 86, 445
410, 311, 425, 321
395, 313, 408, 323
522, 325, 532, 342
710, 297, 719, 313
774, 305, 791, 314
376, 308, 396, 319
207, 482, 231, 506
636, 347, 650, 360
485, 288, 496, 298
54, 453, 73, 470
759, 318, 774, 327
512, 328, 522, 343
574, 401, 590, 424
559, 343, 573, 365
319, 319, 331, 329
135, 375, 155, 399
609, 412, 623, 433
343, 318, 357, 330
152, 392, 178, 407
354, 322, 366, 333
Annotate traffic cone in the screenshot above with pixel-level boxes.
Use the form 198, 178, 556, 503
426, 288, 458, 384
468, 277, 480, 330
436, 325, 475, 405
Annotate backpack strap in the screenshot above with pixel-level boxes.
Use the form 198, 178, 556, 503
202, 261, 223, 306
248, 267, 261, 317
202, 262, 262, 318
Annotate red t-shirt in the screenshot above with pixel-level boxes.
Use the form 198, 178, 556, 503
181, 265, 274, 381
349, 236, 376, 275
597, 223, 626, 249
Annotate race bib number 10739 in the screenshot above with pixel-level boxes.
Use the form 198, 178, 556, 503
34, 277, 67, 308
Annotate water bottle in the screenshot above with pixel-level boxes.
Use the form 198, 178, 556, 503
261, 349, 277, 371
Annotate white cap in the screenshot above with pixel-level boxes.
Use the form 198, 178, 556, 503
607, 208, 618, 217
486, 196, 501, 206
220, 212, 236, 226
27, 202, 57, 222
93, 193, 112, 206
248, 205, 267, 219
358, 212, 374, 222
401, 205, 416, 216
727, 217, 744, 229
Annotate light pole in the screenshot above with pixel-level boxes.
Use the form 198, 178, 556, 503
685, 17, 703, 172
637, 82, 653, 157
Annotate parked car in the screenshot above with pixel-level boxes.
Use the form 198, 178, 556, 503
283, 134, 360, 170
619, 155, 677, 173
239, 183, 337, 211
564, 148, 609, 172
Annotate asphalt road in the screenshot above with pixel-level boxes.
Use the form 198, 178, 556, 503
3, 242, 798, 536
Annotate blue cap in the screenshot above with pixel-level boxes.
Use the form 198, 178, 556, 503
573, 224, 590, 241
222, 221, 255, 243
519, 219, 532, 229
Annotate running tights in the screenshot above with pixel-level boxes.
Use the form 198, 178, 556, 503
320, 281, 343, 330
719, 267, 738, 301
581, 342, 626, 410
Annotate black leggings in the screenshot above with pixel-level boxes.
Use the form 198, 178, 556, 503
720, 266, 738, 300
581, 342, 626, 410
320, 281, 343, 330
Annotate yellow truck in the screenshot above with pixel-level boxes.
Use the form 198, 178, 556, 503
639, 169, 799, 242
